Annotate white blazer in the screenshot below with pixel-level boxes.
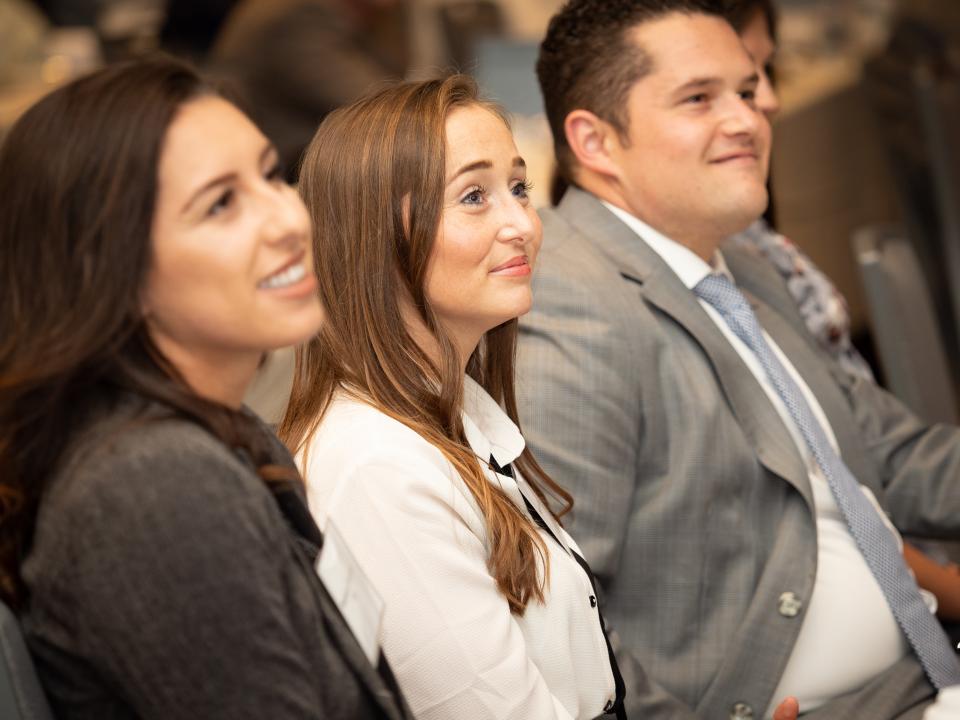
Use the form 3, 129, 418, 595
299, 376, 616, 719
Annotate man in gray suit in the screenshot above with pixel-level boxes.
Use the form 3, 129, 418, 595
517, 1, 960, 718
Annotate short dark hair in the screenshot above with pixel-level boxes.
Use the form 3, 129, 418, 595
537, 0, 726, 184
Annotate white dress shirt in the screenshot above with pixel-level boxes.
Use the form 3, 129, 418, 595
925, 685, 960, 719
604, 202, 911, 717
299, 376, 616, 720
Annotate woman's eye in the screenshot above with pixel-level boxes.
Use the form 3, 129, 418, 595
512, 180, 533, 200
207, 189, 234, 217
266, 163, 285, 183
740, 89, 757, 105
461, 187, 485, 205
684, 93, 708, 104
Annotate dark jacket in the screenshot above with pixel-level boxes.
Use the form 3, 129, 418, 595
21, 395, 411, 719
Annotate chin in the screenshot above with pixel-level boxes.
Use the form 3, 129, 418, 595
725, 189, 768, 231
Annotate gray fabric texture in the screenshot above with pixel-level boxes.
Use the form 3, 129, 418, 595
20, 395, 409, 720
516, 187, 960, 719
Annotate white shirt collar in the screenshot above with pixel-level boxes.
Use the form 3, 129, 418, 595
461, 375, 525, 468
601, 201, 732, 288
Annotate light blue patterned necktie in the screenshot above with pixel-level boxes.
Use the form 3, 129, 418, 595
694, 272, 960, 689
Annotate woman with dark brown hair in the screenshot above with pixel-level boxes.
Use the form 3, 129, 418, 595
280, 75, 624, 719
0, 57, 410, 719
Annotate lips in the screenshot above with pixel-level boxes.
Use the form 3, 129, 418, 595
710, 151, 758, 163
258, 253, 307, 289
489, 255, 529, 273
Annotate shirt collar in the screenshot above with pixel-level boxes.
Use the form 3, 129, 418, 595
461, 375, 525, 468
601, 201, 732, 288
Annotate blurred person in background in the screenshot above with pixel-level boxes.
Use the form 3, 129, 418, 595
723, 0, 960, 636
723, 0, 876, 383
210, 0, 410, 180
0, 57, 411, 720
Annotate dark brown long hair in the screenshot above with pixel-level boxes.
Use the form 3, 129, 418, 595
0, 57, 294, 611
280, 76, 572, 615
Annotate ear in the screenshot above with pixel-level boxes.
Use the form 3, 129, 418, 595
564, 109, 624, 182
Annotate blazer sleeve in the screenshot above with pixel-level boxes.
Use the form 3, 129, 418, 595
29, 425, 340, 719
516, 249, 699, 719
833, 366, 960, 538
306, 444, 576, 720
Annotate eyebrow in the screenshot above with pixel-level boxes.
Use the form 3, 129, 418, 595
180, 143, 277, 214
447, 156, 526, 184
672, 72, 760, 97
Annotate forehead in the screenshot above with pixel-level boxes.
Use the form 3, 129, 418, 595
158, 96, 265, 186
444, 105, 515, 166
628, 12, 755, 92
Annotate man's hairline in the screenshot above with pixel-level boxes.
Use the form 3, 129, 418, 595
564, 9, 741, 168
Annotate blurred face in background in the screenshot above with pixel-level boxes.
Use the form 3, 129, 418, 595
143, 96, 324, 395
739, 9, 780, 118
426, 104, 541, 358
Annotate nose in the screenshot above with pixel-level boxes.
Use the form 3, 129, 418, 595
755, 69, 780, 118
495, 194, 537, 246
720, 92, 762, 139
262, 182, 310, 247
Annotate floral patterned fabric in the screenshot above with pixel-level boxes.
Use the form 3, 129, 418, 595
728, 219, 876, 382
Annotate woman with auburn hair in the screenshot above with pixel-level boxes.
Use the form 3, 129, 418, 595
0, 58, 410, 719
281, 75, 624, 719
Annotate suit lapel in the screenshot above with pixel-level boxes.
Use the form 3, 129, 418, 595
731, 251, 879, 493
557, 189, 814, 510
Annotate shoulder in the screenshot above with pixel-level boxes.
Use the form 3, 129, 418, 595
40, 405, 281, 548
299, 394, 469, 510
26, 403, 293, 599
62, 408, 254, 495
536, 204, 619, 285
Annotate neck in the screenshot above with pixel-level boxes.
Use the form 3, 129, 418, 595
403, 306, 479, 377
577, 174, 725, 261
150, 336, 261, 409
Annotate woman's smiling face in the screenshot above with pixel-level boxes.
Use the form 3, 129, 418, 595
143, 96, 324, 378
425, 104, 541, 355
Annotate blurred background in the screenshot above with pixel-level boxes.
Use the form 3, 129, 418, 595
4, 0, 960, 425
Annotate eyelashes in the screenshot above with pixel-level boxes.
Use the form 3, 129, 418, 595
460, 180, 534, 206
206, 163, 286, 218
513, 179, 534, 198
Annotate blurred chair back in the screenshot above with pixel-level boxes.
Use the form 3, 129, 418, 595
853, 224, 958, 424
862, 20, 960, 362
0, 599, 54, 720
914, 63, 960, 352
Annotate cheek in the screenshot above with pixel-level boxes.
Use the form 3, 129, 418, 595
147, 233, 250, 325
435, 217, 494, 274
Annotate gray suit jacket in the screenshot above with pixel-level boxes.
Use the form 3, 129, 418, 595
517, 188, 960, 720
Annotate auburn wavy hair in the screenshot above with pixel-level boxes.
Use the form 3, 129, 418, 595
280, 75, 572, 614
0, 57, 297, 611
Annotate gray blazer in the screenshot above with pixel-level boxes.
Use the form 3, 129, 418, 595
517, 188, 960, 720
21, 396, 411, 720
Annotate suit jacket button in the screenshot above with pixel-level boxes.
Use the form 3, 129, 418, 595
604, 700, 614, 712
730, 702, 754, 719
778, 591, 803, 618
589, 595, 597, 607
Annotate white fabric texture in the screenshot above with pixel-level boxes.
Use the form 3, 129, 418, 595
298, 376, 616, 720
604, 203, 910, 716
925, 685, 960, 719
